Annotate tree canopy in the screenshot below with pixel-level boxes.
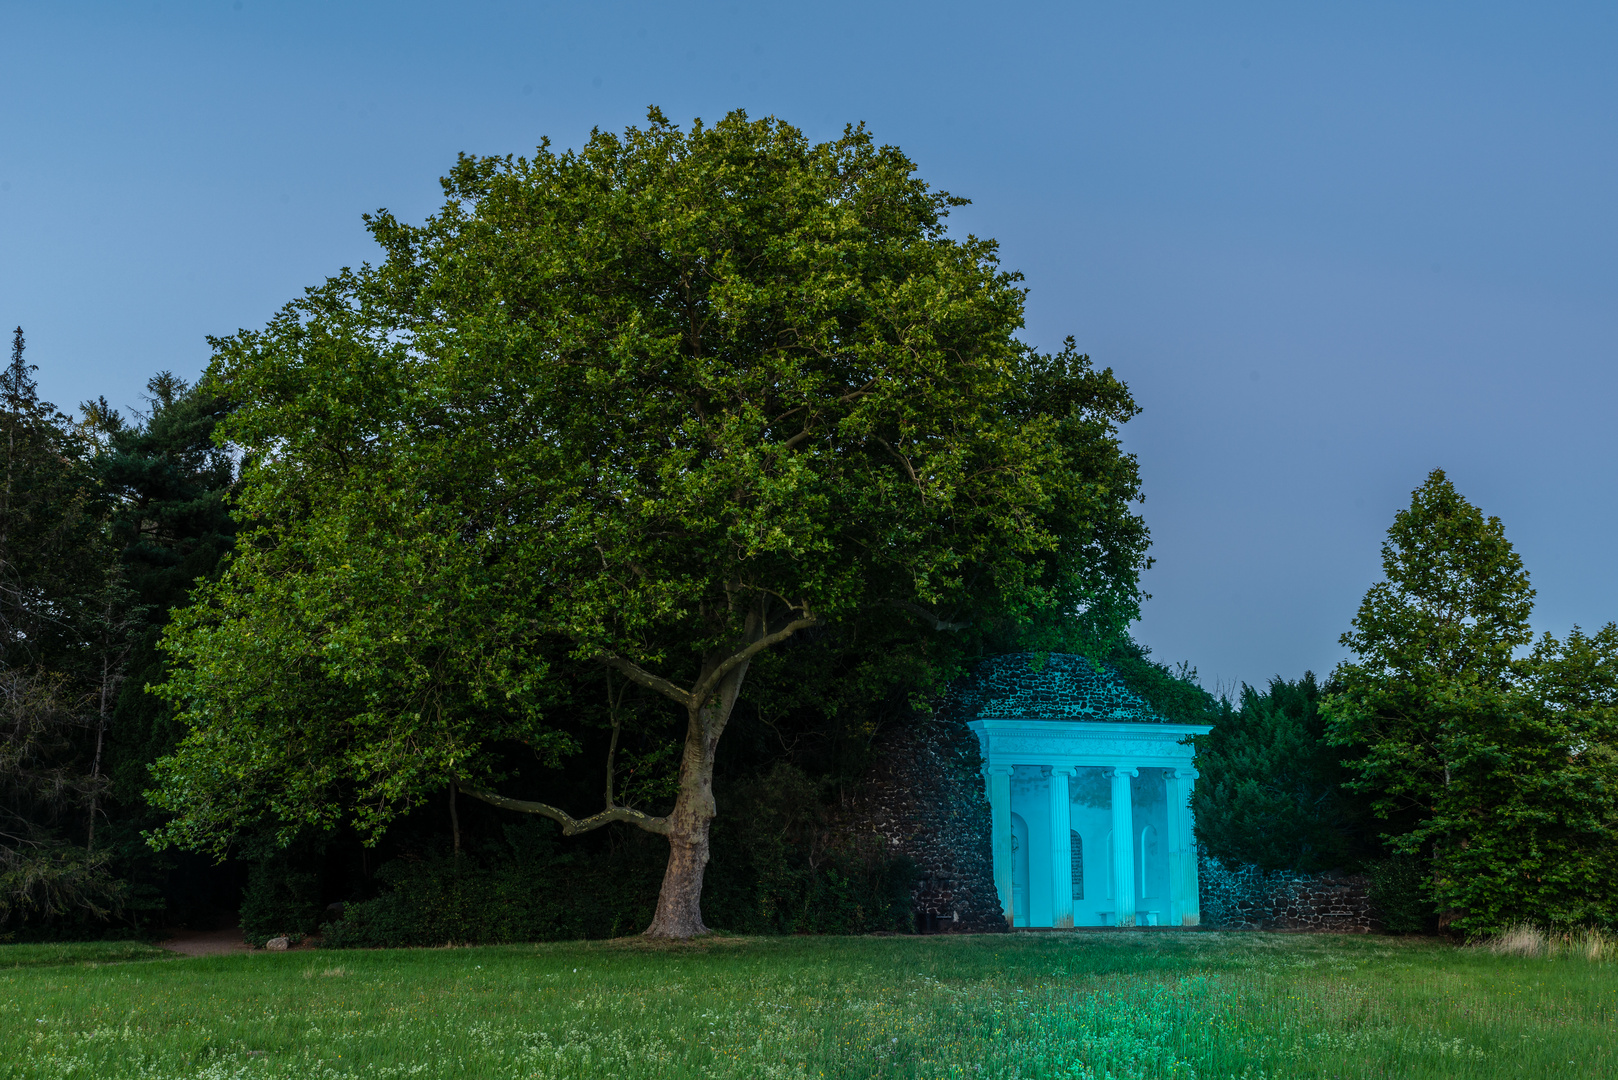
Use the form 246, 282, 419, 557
148, 109, 1153, 936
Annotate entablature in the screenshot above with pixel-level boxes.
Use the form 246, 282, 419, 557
967, 718, 1210, 771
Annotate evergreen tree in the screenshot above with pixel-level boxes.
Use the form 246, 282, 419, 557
0, 327, 123, 927
93, 373, 239, 925
1194, 673, 1375, 874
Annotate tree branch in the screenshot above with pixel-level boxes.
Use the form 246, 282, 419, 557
602, 654, 692, 708
458, 784, 670, 836
691, 614, 820, 707
893, 600, 970, 632
876, 438, 920, 485
782, 426, 815, 451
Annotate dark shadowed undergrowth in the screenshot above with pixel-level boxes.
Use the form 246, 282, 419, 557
1, 932, 1612, 1078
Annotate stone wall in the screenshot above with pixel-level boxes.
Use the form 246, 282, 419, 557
1198, 853, 1376, 932
836, 691, 1382, 936
842, 712, 1007, 933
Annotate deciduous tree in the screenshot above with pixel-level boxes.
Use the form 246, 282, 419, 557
1324, 469, 1618, 930
150, 110, 1151, 937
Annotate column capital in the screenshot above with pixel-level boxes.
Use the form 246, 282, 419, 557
1047, 763, 1078, 778
1172, 767, 1199, 780
983, 764, 1016, 777
1106, 766, 1139, 779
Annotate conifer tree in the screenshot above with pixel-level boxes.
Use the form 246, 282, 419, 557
1194, 673, 1374, 874
0, 327, 123, 925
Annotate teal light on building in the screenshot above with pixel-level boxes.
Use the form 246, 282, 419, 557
960, 654, 1211, 928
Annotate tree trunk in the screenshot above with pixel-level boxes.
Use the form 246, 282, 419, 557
449, 781, 461, 857
643, 654, 750, 939
86, 653, 111, 851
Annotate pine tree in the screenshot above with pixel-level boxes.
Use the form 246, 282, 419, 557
0, 327, 124, 927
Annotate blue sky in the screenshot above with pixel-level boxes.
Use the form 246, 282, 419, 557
3, 1, 1615, 693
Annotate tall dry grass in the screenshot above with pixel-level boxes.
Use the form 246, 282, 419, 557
1482, 922, 1613, 960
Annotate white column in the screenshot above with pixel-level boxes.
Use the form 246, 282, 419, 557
1047, 766, 1075, 928
985, 765, 1015, 928
1167, 767, 1200, 926
1163, 768, 1185, 926
1109, 767, 1138, 927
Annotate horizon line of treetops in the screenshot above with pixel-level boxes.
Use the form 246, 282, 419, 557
5, 318, 1614, 943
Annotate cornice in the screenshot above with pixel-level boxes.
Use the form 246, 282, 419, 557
967, 718, 1209, 768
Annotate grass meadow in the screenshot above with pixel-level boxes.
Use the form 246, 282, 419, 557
2, 931, 1613, 1079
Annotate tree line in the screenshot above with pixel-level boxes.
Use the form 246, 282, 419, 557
3, 110, 1166, 941
4, 107, 1612, 943
1, 326, 237, 932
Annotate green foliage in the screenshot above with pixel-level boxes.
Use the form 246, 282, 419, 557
0, 327, 125, 930
1423, 625, 1618, 931
1194, 673, 1376, 874
325, 825, 663, 948
703, 763, 918, 935
1324, 469, 1618, 932
328, 785, 918, 948
98, 371, 237, 620
1103, 638, 1225, 727
239, 861, 323, 947
93, 374, 241, 929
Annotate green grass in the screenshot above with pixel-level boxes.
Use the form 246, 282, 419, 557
1, 931, 1613, 1079
0, 940, 171, 970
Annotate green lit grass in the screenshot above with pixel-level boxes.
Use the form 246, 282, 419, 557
1, 932, 1613, 1078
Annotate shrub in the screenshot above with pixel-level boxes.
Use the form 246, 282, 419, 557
1366, 854, 1437, 934
326, 820, 666, 947
1194, 674, 1377, 875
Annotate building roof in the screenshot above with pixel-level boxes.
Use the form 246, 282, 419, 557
953, 652, 1167, 724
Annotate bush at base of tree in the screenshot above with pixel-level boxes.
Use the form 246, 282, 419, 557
324, 781, 919, 948
703, 764, 918, 936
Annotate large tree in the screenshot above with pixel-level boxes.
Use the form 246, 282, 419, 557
150, 110, 1151, 937
1324, 469, 1618, 931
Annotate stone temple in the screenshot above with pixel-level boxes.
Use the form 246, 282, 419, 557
960, 653, 1210, 927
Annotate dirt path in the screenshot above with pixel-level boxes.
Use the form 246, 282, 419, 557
159, 927, 250, 957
